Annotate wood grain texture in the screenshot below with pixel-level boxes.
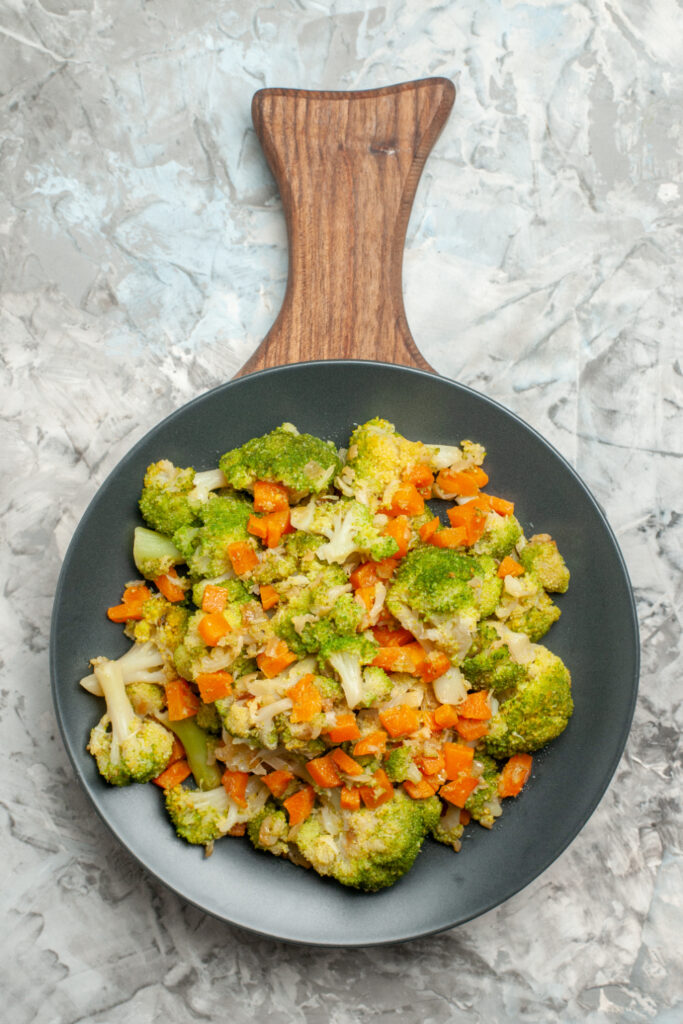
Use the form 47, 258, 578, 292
236, 78, 455, 377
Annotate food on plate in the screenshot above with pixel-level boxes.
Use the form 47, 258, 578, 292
80, 418, 572, 891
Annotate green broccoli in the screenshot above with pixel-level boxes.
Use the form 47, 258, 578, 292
385, 547, 494, 662
216, 698, 279, 751
472, 513, 523, 560
356, 665, 393, 708
195, 701, 222, 735
472, 554, 504, 617
87, 659, 173, 785
133, 526, 186, 579
465, 753, 503, 828
173, 596, 268, 682
247, 803, 291, 858
485, 646, 573, 758
295, 790, 441, 891
384, 744, 414, 782
219, 424, 342, 500
461, 623, 526, 694
126, 681, 166, 717
497, 571, 561, 641
317, 633, 379, 709
191, 576, 252, 611
139, 460, 198, 535
290, 497, 398, 564
124, 594, 190, 659
173, 494, 254, 578
430, 803, 465, 850
337, 417, 431, 509
274, 715, 327, 759
519, 534, 570, 592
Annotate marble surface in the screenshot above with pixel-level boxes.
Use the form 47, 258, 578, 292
1, 0, 682, 1020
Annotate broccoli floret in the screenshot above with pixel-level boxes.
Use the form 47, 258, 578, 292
313, 673, 345, 704
79, 640, 169, 696
290, 497, 398, 564
461, 624, 526, 694
247, 803, 291, 857
195, 702, 222, 735
133, 526, 186, 579
384, 744, 414, 782
173, 494, 254, 578
139, 460, 198, 535
251, 549, 299, 587
386, 547, 493, 662
220, 424, 342, 500
465, 753, 502, 829
295, 790, 440, 891
430, 803, 465, 850
274, 716, 327, 759
497, 571, 561, 641
519, 534, 570, 593
191, 577, 252, 610
126, 681, 166, 716
161, 714, 223, 790
216, 699, 279, 751
485, 647, 573, 758
86, 659, 173, 785
173, 598, 267, 682
427, 437, 487, 475
472, 554, 504, 617
337, 418, 431, 510
472, 513, 523, 560
299, 594, 365, 654
357, 665, 393, 708
317, 633, 379, 709
124, 594, 190, 658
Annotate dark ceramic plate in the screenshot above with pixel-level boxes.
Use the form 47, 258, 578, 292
50, 361, 639, 945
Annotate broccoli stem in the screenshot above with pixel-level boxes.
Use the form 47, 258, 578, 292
93, 660, 138, 762
165, 716, 222, 790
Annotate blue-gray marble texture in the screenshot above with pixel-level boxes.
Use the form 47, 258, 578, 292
1, 0, 681, 1021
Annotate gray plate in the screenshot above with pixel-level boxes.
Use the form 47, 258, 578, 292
50, 361, 639, 945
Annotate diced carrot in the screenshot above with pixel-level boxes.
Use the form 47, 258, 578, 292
153, 759, 192, 789
465, 466, 489, 488
402, 463, 435, 497
383, 483, 425, 517
458, 691, 492, 720
253, 480, 289, 514
222, 769, 249, 808
353, 730, 388, 757
340, 785, 361, 811
378, 704, 421, 738
382, 515, 411, 557
422, 709, 437, 732
498, 753, 533, 798
201, 584, 228, 613
195, 670, 233, 703
488, 495, 515, 516
287, 673, 322, 723
436, 468, 480, 497
247, 514, 269, 541
359, 768, 394, 809
198, 611, 231, 647
324, 713, 361, 744
228, 823, 247, 836
262, 509, 294, 548
330, 748, 363, 776
417, 650, 451, 683
307, 753, 343, 788
430, 526, 468, 549
497, 556, 524, 578
443, 742, 475, 779
460, 809, 471, 825
403, 778, 437, 800
373, 557, 399, 580
168, 735, 186, 765
440, 775, 479, 807
259, 584, 280, 610
106, 584, 152, 622
371, 641, 426, 675
283, 785, 315, 825
454, 717, 489, 741
370, 625, 415, 646
415, 752, 445, 776
165, 678, 200, 721
350, 562, 379, 589
227, 541, 259, 575
154, 567, 186, 603
257, 640, 298, 678
355, 584, 377, 612
419, 516, 440, 542
447, 497, 492, 545
433, 704, 459, 729
263, 769, 295, 798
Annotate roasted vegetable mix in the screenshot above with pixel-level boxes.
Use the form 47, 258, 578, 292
81, 418, 572, 891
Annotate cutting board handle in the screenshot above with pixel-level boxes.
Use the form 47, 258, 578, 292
237, 78, 455, 377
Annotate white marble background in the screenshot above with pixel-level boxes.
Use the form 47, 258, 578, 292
1, 0, 682, 1021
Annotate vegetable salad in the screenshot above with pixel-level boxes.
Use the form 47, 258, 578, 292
81, 418, 572, 892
